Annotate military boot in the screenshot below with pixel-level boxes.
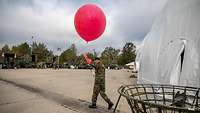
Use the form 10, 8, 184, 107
88, 103, 97, 109
108, 101, 114, 110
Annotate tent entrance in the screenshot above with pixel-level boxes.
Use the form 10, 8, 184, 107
158, 39, 187, 85
169, 40, 186, 85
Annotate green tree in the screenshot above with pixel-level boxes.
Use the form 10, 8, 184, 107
101, 47, 120, 66
12, 42, 31, 57
32, 42, 53, 62
1, 44, 10, 53
118, 42, 136, 65
59, 44, 77, 65
76, 54, 85, 65
87, 52, 95, 61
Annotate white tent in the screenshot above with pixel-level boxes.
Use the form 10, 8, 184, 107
137, 0, 200, 88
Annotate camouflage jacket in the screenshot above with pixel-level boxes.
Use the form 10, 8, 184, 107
91, 60, 105, 84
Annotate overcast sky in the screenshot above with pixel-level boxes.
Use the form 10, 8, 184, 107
0, 0, 167, 55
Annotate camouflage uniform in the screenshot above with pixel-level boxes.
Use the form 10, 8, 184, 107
91, 60, 112, 105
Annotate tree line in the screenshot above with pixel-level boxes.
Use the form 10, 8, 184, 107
0, 42, 136, 68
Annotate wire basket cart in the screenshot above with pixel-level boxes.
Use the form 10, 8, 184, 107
113, 84, 200, 113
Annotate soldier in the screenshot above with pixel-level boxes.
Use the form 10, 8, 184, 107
88, 57, 114, 110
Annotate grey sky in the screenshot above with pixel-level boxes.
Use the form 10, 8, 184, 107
0, 0, 167, 55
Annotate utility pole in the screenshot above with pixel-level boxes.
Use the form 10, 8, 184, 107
31, 36, 35, 68
31, 36, 34, 55
57, 47, 61, 69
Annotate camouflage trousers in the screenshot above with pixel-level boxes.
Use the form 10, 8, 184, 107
91, 83, 112, 104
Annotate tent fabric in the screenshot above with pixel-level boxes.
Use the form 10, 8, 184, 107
137, 0, 200, 88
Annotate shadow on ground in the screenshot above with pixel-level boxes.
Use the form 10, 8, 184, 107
0, 77, 125, 113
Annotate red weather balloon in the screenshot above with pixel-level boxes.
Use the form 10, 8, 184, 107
74, 4, 106, 42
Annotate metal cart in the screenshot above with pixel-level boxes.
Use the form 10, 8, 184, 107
113, 84, 200, 113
